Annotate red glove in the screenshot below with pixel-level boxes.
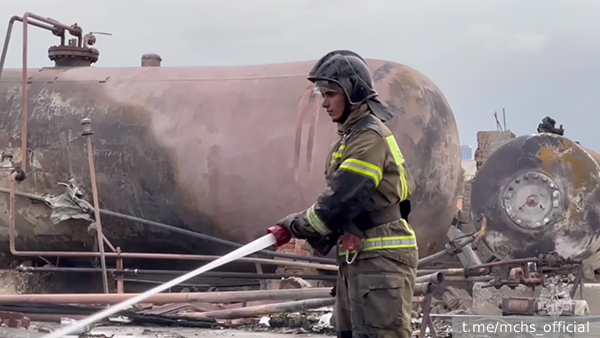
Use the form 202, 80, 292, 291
267, 225, 291, 248
342, 232, 363, 251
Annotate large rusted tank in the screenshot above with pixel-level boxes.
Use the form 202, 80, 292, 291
0, 54, 461, 262
471, 133, 600, 260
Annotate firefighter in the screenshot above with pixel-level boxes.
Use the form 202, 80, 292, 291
267, 50, 418, 338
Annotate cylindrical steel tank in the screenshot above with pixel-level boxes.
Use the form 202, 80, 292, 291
0, 59, 461, 262
471, 133, 600, 260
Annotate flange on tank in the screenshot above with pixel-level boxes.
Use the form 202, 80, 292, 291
471, 133, 600, 260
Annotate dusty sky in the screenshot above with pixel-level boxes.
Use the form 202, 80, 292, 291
1, 0, 599, 149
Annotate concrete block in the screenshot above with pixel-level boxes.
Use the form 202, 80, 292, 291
472, 282, 600, 315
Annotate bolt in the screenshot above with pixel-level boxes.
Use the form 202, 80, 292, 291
516, 219, 522, 225
533, 173, 539, 179
543, 218, 549, 224
549, 183, 555, 189
508, 186, 514, 191
553, 200, 559, 208
515, 179, 521, 183
553, 191, 559, 197
542, 177, 548, 182
535, 222, 540, 227
523, 174, 529, 179
540, 204, 545, 210
525, 223, 530, 227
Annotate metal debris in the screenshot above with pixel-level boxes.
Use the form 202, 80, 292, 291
278, 277, 313, 290
44, 180, 94, 225
0, 311, 30, 329
255, 307, 335, 334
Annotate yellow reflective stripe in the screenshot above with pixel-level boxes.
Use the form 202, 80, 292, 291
338, 235, 417, 256
385, 136, 405, 165
400, 174, 408, 201
338, 159, 383, 186
385, 135, 409, 201
401, 219, 416, 237
305, 204, 331, 236
330, 145, 346, 165
338, 219, 417, 256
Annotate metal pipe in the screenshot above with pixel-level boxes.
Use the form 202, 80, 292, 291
443, 276, 492, 282
115, 247, 124, 293
9, 195, 335, 270
123, 278, 260, 288
415, 272, 445, 285
418, 232, 478, 266
22, 12, 82, 37
0, 188, 336, 265
81, 118, 108, 294
8, 13, 83, 172
13, 266, 337, 281
417, 268, 465, 275
7, 248, 337, 271
98, 208, 336, 264
418, 249, 450, 266
0, 16, 56, 79
418, 257, 582, 278
31, 234, 280, 337
0, 284, 433, 305
414, 282, 435, 296
9, 172, 19, 256
26, 314, 87, 322
447, 225, 482, 267
21, 14, 29, 173
469, 256, 581, 269
0, 287, 334, 305
183, 298, 335, 320
102, 234, 116, 252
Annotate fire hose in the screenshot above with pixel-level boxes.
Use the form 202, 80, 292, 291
41, 234, 278, 338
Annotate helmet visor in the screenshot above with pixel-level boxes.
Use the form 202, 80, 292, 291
313, 80, 345, 96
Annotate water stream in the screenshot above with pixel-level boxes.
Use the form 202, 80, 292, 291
42, 234, 277, 338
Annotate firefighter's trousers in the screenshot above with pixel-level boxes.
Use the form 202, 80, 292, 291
334, 253, 417, 338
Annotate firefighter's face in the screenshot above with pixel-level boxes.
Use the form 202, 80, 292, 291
315, 82, 346, 123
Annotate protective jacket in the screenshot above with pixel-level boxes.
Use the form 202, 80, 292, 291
285, 103, 418, 267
